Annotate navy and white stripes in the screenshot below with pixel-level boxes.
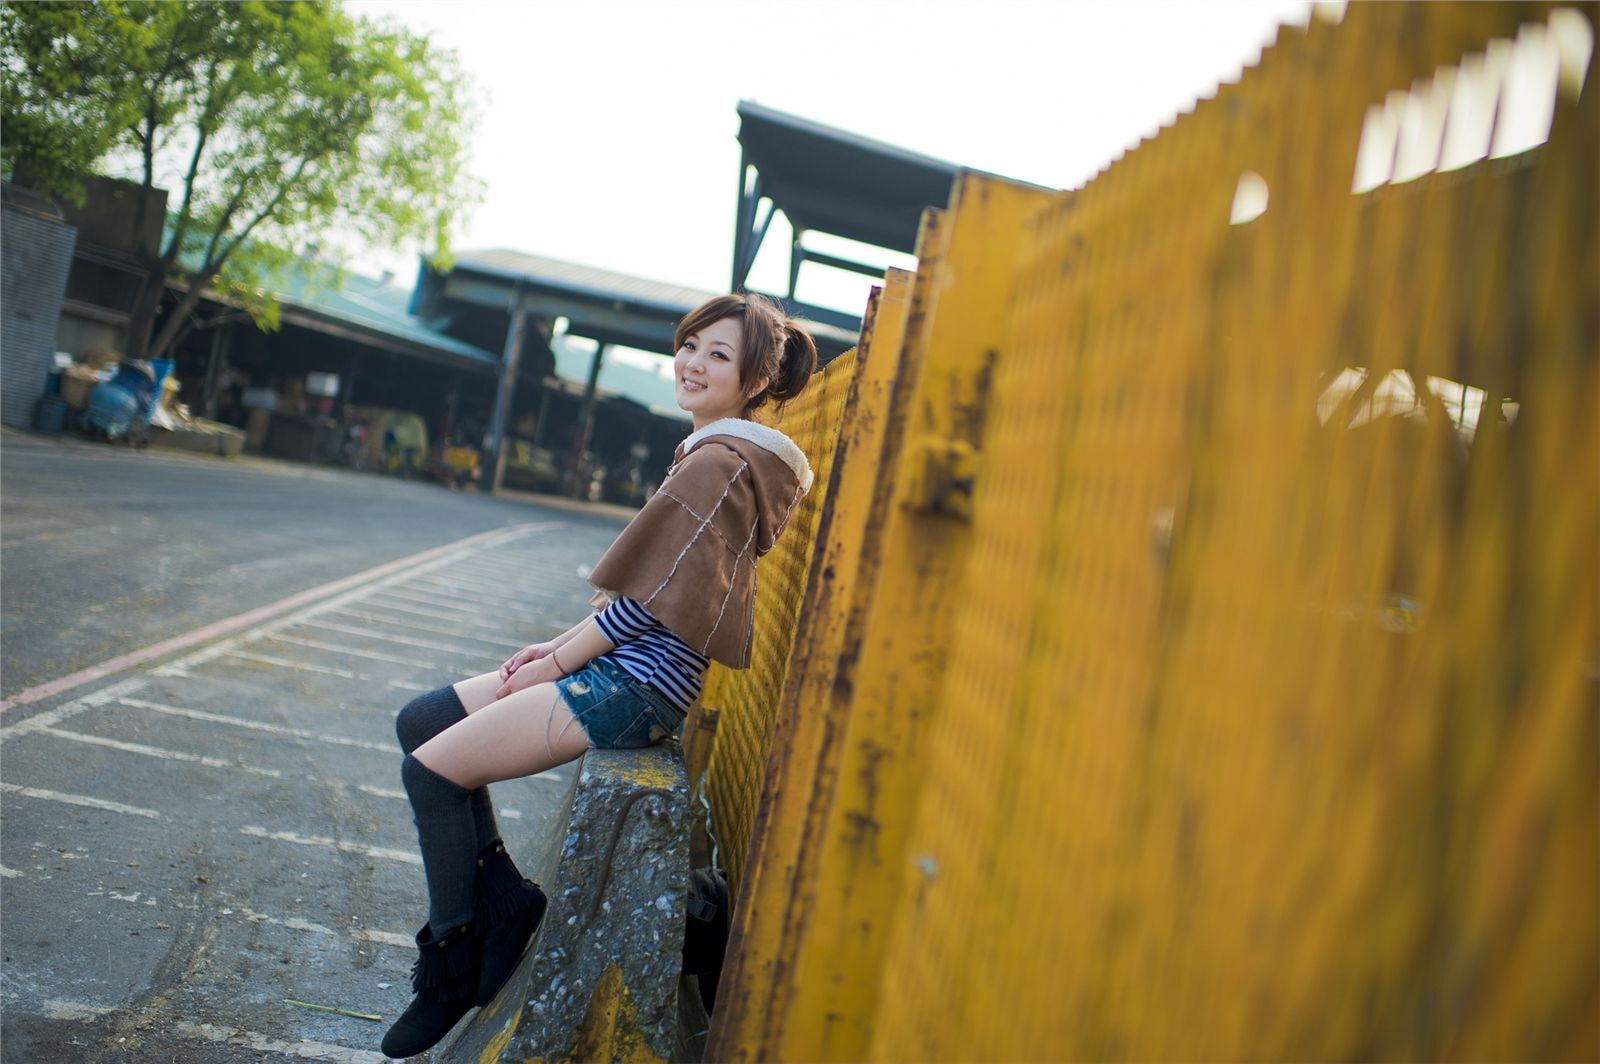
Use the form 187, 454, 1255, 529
592, 596, 709, 714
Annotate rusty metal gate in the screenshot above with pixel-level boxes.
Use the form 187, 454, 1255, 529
693, 4, 1598, 1060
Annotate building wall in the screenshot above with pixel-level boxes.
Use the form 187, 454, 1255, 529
1, 190, 78, 428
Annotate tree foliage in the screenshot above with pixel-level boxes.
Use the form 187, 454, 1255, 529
1, 0, 479, 359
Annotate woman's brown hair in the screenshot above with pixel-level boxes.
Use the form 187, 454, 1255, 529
673, 292, 818, 414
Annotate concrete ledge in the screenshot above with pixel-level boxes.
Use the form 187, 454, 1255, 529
441, 745, 690, 1063
148, 423, 246, 457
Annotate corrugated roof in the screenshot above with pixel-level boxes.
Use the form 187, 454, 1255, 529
267, 265, 500, 370
162, 216, 500, 370
450, 248, 861, 352
455, 249, 719, 315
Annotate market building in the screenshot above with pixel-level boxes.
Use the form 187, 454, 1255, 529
4, 102, 979, 506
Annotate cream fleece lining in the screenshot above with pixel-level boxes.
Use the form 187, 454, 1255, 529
680, 418, 813, 492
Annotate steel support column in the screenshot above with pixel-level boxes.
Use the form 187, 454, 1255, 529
482, 299, 528, 493
572, 342, 608, 499
201, 323, 232, 420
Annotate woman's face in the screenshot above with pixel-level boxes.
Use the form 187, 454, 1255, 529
674, 316, 766, 429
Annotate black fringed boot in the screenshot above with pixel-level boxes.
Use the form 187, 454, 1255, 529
472, 840, 548, 1006
380, 921, 479, 1059
385, 753, 483, 1058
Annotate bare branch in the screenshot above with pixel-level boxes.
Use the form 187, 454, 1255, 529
213, 156, 311, 266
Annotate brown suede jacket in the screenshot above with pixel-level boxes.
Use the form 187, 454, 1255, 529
587, 418, 814, 668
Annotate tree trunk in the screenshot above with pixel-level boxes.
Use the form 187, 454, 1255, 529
122, 260, 166, 361
146, 272, 213, 362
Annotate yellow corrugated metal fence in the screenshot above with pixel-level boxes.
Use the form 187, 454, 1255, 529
693, 3, 1598, 1060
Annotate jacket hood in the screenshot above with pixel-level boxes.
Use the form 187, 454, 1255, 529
677, 418, 812, 554
679, 418, 813, 492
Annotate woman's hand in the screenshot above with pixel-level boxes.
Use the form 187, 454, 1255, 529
494, 653, 564, 701
500, 641, 558, 682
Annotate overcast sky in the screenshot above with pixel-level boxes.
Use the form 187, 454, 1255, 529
346, 0, 1313, 316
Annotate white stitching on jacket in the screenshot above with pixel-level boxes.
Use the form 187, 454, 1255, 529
762, 480, 805, 552
703, 518, 760, 652
740, 563, 758, 663
642, 462, 749, 607
653, 488, 742, 553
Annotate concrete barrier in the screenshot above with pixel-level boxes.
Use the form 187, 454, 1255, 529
441, 744, 690, 1063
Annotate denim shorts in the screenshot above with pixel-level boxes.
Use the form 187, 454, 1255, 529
553, 655, 685, 749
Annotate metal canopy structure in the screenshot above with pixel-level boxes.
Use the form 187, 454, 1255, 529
411, 248, 860, 493
415, 248, 723, 353
731, 100, 963, 323
412, 247, 861, 361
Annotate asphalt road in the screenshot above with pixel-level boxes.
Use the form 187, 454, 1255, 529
0, 429, 631, 1062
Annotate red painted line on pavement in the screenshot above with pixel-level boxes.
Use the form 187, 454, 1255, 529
0, 522, 558, 714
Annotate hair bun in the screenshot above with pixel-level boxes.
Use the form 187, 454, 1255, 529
770, 321, 818, 404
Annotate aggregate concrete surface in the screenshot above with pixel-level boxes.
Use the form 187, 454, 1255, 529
0, 429, 631, 1062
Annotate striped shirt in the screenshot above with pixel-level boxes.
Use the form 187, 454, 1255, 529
593, 596, 709, 713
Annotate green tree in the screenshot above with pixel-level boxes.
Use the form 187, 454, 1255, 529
1, 0, 477, 360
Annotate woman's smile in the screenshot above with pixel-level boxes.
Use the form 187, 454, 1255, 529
674, 316, 759, 429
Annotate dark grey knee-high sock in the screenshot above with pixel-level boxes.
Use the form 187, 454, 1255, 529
401, 753, 478, 935
396, 686, 501, 850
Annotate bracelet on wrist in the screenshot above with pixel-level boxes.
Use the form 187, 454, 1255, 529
550, 647, 569, 676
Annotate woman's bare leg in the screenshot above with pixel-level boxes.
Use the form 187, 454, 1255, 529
416, 680, 589, 789
452, 670, 511, 716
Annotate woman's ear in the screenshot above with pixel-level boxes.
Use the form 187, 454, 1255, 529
746, 375, 770, 399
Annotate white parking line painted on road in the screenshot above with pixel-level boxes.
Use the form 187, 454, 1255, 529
412, 568, 536, 594
91, 889, 415, 955
35, 726, 284, 778
204, 650, 429, 694
42, 999, 116, 1020
171, 1021, 389, 1064
38, 1001, 390, 1061
389, 577, 563, 614
1, 865, 22, 878
0, 522, 562, 714
328, 607, 525, 649
143, 521, 563, 679
353, 928, 415, 949
336, 594, 518, 634
117, 698, 393, 754
447, 565, 549, 587
231, 905, 412, 952
388, 679, 431, 693
220, 649, 359, 678
0, 677, 150, 741
0, 782, 160, 819
238, 825, 420, 865
296, 618, 503, 660
412, 573, 553, 606
367, 585, 529, 619
267, 633, 443, 670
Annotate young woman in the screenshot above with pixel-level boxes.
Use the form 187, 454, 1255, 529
380, 292, 818, 1058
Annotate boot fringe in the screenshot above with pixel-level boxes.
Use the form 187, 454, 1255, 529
475, 841, 545, 926
479, 876, 543, 925
409, 925, 480, 996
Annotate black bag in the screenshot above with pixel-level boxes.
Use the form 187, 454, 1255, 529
682, 866, 729, 1011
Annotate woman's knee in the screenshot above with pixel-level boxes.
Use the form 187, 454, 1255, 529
395, 685, 468, 754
